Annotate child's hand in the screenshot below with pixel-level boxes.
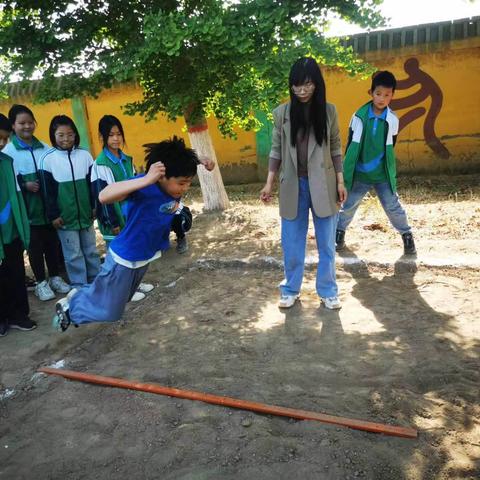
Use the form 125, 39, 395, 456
260, 183, 273, 203
52, 217, 64, 229
198, 156, 215, 171
25, 180, 40, 193
337, 182, 347, 205
145, 162, 165, 184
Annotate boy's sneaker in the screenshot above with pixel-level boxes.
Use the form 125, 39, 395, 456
176, 237, 188, 254
278, 294, 299, 309
130, 291, 146, 302
9, 317, 37, 331
335, 230, 346, 251
402, 232, 417, 255
66, 288, 78, 302
25, 275, 37, 291
0, 322, 8, 337
138, 282, 154, 293
53, 297, 72, 332
320, 296, 342, 310
49, 276, 71, 294
34, 280, 56, 301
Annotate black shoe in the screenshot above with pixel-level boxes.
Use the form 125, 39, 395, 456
25, 275, 37, 291
335, 230, 346, 251
176, 236, 188, 254
402, 232, 417, 255
0, 322, 8, 337
9, 317, 37, 331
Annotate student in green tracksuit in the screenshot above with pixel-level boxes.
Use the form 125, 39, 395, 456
0, 113, 36, 336
336, 71, 416, 255
3, 105, 70, 301
40, 115, 100, 288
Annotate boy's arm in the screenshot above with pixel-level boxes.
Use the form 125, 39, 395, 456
99, 161, 165, 204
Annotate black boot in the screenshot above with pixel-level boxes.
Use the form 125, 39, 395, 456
335, 230, 346, 251
402, 232, 416, 255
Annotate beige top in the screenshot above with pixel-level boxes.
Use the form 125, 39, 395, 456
269, 102, 342, 220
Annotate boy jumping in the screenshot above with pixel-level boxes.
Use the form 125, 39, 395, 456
53, 136, 199, 331
336, 71, 416, 255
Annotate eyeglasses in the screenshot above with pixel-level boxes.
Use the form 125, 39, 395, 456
291, 82, 315, 94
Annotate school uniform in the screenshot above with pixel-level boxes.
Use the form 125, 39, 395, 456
91, 148, 134, 244
338, 102, 411, 234
3, 135, 60, 282
40, 147, 100, 287
0, 151, 31, 331
68, 176, 186, 325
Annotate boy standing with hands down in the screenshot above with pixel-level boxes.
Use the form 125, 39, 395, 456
336, 71, 416, 255
53, 136, 212, 331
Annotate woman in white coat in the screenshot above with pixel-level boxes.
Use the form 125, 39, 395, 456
260, 57, 347, 309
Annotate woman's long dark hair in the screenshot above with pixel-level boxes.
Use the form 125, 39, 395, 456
288, 57, 327, 147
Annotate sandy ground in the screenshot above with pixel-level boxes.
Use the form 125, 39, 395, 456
1, 175, 479, 480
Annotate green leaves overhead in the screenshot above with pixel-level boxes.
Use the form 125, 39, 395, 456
0, 1, 384, 135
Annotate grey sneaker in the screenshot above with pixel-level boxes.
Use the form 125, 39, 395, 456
49, 276, 71, 294
176, 237, 188, 254
35, 280, 56, 301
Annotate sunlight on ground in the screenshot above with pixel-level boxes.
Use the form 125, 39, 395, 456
250, 302, 286, 332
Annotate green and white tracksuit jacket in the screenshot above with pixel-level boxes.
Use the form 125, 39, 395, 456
91, 149, 135, 242
3, 135, 51, 225
0, 152, 30, 261
40, 147, 95, 230
343, 102, 399, 193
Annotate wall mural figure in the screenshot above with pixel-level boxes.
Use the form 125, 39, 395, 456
391, 57, 450, 159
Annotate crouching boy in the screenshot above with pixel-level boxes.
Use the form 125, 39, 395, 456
53, 136, 198, 331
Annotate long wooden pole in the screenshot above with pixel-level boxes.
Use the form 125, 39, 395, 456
39, 367, 417, 439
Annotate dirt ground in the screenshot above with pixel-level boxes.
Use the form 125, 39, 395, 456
1, 174, 479, 480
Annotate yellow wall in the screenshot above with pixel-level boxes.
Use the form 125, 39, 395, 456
0, 98, 73, 145
325, 37, 480, 173
2, 36, 479, 180
84, 84, 256, 173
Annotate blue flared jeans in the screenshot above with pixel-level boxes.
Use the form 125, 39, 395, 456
280, 177, 338, 298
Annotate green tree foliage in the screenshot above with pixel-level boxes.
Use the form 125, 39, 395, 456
0, 1, 384, 134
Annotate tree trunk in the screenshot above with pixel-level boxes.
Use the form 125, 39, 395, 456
185, 117, 230, 211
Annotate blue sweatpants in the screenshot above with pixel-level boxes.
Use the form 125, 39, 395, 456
69, 253, 148, 325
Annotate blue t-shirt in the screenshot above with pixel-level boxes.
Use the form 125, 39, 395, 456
109, 175, 178, 262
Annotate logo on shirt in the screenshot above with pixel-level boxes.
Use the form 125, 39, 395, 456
159, 200, 179, 214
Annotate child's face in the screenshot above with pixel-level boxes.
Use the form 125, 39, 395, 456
0, 129, 10, 150
370, 85, 394, 113
55, 125, 76, 150
158, 176, 193, 199
13, 113, 35, 141
107, 126, 123, 151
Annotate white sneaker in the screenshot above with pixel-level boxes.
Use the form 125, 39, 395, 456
49, 276, 71, 294
66, 288, 78, 302
34, 280, 56, 301
320, 296, 342, 310
130, 291, 146, 302
278, 294, 299, 308
137, 282, 154, 293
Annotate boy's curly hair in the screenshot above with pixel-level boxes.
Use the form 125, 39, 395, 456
144, 136, 198, 178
